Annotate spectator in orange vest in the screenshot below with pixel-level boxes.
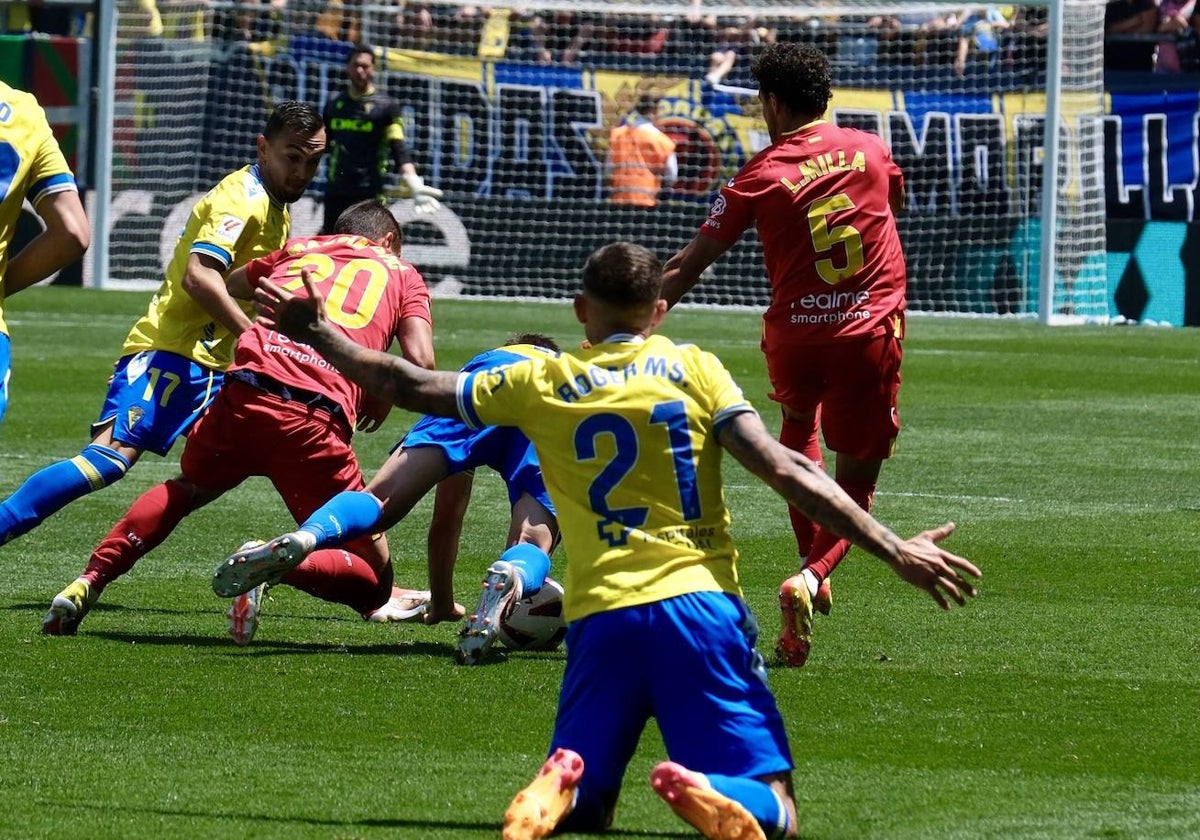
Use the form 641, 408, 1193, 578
606, 96, 678, 207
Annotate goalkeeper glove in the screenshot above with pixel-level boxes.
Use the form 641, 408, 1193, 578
402, 172, 444, 215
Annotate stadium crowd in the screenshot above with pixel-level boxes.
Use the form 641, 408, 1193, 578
11, 2, 1198, 82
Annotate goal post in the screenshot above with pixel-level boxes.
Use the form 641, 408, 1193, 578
89, 0, 1110, 321
1041, 0, 1109, 324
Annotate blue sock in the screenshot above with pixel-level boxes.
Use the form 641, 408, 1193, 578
500, 543, 550, 594
298, 491, 383, 546
0, 335, 10, 425
707, 774, 791, 839
0, 444, 130, 544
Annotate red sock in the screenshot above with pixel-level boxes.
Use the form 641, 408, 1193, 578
804, 479, 876, 582
779, 412, 823, 560
281, 549, 394, 615
82, 479, 197, 591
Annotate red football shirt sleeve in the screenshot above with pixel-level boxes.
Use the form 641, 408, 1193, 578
398, 264, 433, 324
698, 177, 756, 245
243, 251, 279, 291
243, 237, 302, 289
879, 138, 905, 203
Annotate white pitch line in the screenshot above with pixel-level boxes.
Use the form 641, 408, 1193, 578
882, 491, 1020, 503
724, 484, 1017, 503
8, 314, 134, 328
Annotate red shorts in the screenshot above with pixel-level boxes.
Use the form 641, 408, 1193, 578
762, 331, 902, 461
181, 380, 377, 557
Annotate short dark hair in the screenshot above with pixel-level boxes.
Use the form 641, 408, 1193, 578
582, 242, 662, 308
506, 333, 560, 352
264, 100, 323, 141
635, 95, 658, 116
348, 43, 375, 64
752, 42, 831, 117
334, 199, 402, 246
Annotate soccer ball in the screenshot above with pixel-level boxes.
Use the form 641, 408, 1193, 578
497, 577, 567, 651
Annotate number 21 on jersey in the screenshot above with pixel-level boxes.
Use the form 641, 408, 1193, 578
574, 400, 701, 547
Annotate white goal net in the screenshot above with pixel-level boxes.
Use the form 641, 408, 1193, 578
90, 0, 1109, 321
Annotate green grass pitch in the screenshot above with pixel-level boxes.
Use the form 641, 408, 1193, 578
1, 287, 1198, 838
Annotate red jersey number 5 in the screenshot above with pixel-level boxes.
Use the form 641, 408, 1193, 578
808, 193, 865, 285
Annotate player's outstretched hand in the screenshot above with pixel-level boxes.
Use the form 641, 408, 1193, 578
413, 190, 441, 215
889, 522, 980, 610
253, 268, 326, 342
402, 172, 443, 216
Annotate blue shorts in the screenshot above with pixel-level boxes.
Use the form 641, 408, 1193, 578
93, 350, 223, 456
399, 414, 553, 512
0, 332, 10, 424
549, 592, 792, 809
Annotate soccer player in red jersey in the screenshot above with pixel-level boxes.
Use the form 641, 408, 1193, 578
662, 42, 908, 667
42, 201, 436, 643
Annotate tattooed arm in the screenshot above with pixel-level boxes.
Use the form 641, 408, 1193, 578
717, 411, 981, 609
252, 271, 461, 419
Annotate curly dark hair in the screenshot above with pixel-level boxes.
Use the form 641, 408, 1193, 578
264, 100, 323, 141
752, 42, 831, 117
581, 242, 662, 308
